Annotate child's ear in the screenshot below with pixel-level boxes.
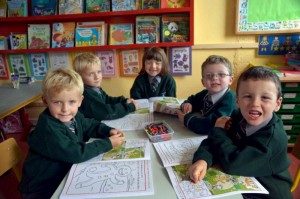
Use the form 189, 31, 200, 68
274, 97, 283, 112
236, 95, 240, 108
78, 95, 84, 107
42, 96, 48, 106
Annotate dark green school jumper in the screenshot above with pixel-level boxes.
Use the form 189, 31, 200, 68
19, 108, 113, 198
183, 88, 236, 135
130, 73, 176, 99
193, 110, 293, 199
80, 85, 136, 121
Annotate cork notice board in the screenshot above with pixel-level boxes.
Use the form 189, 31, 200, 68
236, 0, 300, 34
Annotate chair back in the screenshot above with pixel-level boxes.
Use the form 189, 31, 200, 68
0, 138, 23, 181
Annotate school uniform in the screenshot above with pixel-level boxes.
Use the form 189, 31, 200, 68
193, 109, 293, 199
183, 88, 236, 134
19, 108, 113, 199
80, 85, 136, 121
130, 73, 176, 99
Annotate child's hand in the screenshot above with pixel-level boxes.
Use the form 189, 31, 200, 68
109, 133, 126, 148
126, 98, 134, 104
109, 129, 125, 137
131, 99, 139, 110
215, 116, 232, 129
176, 109, 185, 124
181, 103, 192, 114
188, 160, 207, 184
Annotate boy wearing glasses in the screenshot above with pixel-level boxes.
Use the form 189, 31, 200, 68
177, 55, 236, 134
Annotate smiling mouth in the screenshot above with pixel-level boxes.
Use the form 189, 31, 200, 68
248, 111, 262, 119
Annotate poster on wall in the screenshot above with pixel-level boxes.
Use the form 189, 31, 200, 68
7, 54, 30, 77
119, 49, 143, 77
95, 50, 118, 78
28, 53, 49, 80
169, 46, 192, 76
0, 54, 9, 79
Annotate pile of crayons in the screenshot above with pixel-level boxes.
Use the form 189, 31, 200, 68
144, 122, 170, 136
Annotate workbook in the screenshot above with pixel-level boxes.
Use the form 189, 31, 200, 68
60, 139, 153, 199
153, 138, 269, 198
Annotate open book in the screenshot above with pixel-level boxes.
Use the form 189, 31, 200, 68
153, 138, 269, 198
136, 97, 182, 115
59, 139, 153, 199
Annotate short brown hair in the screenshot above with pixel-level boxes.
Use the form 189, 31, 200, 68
201, 55, 233, 76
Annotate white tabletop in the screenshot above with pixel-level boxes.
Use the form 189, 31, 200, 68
51, 113, 243, 199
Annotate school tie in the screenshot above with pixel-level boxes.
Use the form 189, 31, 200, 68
151, 77, 159, 92
68, 120, 76, 134
204, 94, 213, 112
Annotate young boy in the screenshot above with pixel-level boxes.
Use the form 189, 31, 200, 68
73, 53, 139, 121
189, 66, 292, 199
19, 68, 126, 199
177, 55, 236, 134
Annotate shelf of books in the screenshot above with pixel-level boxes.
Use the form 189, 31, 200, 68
0, 0, 194, 54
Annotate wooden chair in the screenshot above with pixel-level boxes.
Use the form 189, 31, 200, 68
291, 135, 300, 192
0, 138, 23, 181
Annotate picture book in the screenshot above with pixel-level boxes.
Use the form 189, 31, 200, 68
77, 21, 106, 45
169, 46, 192, 76
111, 0, 137, 11
31, 0, 57, 16
142, 0, 160, 9
95, 50, 117, 78
161, 0, 190, 8
109, 24, 134, 45
58, 0, 83, 15
136, 15, 160, 44
161, 13, 190, 42
60, 160, 153, 199
0, 0, 7, 17
0, 54, 9, 79
28, 24, 50, 49
7, 54, 30, 77
49, 52, 71, 69
86, 139, 151, 163
28, 53, 49, 80
7, 0, 27, 17
153, 97, 181, 115
9, 32, 27, 50
52, 22, 75, 48
75, 27, 99, 47
153, 138, 269, 199
85, 0, 110, 13
0, 36, 8, 50
119, 49, 143, 76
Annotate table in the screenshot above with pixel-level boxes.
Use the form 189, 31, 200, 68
0, 82, 42, 119
51, 113, 243, 199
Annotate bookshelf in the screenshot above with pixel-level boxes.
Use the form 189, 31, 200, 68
0, 1, 194, 54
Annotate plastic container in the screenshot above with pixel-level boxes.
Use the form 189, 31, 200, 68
143, 120, 174, 142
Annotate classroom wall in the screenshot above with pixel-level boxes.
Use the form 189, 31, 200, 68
0, 0, 285, 99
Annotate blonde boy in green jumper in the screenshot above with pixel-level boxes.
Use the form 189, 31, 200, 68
19, 68, 125, 199
189, 66, 292, 199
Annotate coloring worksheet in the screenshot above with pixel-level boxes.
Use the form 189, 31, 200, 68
153, 137, 206, 167
86, 139, 151, 162
60, 160, 153, 199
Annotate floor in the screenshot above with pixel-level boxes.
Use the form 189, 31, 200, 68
1, 132, 300, 199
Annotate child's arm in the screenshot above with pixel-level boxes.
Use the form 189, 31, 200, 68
189, 160, 208, 183
126, 98, 139, 110
215, 116, 232, 130
181, 103, 192, 114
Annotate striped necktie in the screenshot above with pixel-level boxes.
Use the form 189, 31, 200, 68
151, 77, 159, 92
204, 94, 213, 112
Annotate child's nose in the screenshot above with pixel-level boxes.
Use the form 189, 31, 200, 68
61, 103, 68, 111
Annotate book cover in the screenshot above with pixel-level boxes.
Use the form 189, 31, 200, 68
119, 49, 142, 77
161, 0, 190, 8
169, 46, 192, 75
28, 24, 50, 49
0, 36, 8, 50
7, 54, 30, 77
153, 97, 181, 115
111, 0, 137, 11
28, 53, 49, 80
161, 13, 190, 42
142, 0, 160, 9
75, 27, 99, 47
58, 0, 83, 15
77, 21, 106, 45
7, 0, 27, 17
0, 54, 9, 79
85, 0, 110, 13
10, 32, 27, 50
52, 22, 75, 48
31, 0, 57, 16
109, 24, 134, 45
0, 0, 7, 17
95, 50, 118, 78
136, 16, 160, 44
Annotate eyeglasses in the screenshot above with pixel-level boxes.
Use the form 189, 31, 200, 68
203, 73, 231, 80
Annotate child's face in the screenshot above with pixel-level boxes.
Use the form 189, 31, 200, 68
43, 88, 83, 123
201, 63, 233, 94
80, 63, 102, 87
145, 59, 162, 77
236, 79, 282, 126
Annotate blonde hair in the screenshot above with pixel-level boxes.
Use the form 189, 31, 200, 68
73, 52, 101, 74
42, 68, 84, 98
